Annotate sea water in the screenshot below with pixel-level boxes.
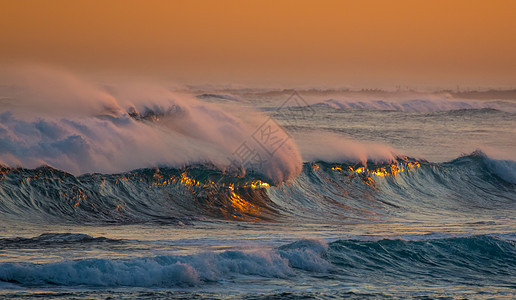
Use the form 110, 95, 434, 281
0, 87, 515, 299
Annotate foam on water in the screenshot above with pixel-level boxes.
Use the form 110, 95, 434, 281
0, 239, 330, 287
0, 67, 303, 183
0, 236, 514, 289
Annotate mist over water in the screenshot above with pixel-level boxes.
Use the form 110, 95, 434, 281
0, 67, 305, 182
2, 67, 514, 180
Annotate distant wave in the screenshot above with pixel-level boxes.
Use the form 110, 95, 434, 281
0, 152, 514, 225
0, 236, 514, 287
319, 98, 516, 112
0, 233, 123, 249
196, 93, 241, 101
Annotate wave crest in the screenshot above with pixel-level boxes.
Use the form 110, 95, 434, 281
1, 236, 514, 288
0, 152, 513, 224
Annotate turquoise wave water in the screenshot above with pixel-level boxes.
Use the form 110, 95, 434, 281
0, 236, 514, 294
0, 152, 513, 225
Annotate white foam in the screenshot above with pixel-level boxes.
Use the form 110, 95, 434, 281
293, 131, 398, 164
0, 66, 302, 183
0, 239, 330, 287
323, 98, 512, 112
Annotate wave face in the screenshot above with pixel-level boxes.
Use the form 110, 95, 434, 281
0, 152, 514, 225
0, 236, 514, 289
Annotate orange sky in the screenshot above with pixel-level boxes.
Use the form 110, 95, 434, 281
1, 0, 515, 88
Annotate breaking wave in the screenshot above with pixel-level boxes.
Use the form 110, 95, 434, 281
320, 98, 516, 112
0, 236, 514, 288
0, 66, 303, 183
0, 151, 513, 224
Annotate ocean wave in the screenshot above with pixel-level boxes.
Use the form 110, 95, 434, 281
320, 98, 516, 112
0, 163, 278, 224
0, 67, 302, 183
196, 93, 242, 102
0, 233, 123, 249
327, 235, 516, 285
0, 152, 514, 224
484, 157, 516, 184
0, 236, 513, 288
0, 239, 330, 287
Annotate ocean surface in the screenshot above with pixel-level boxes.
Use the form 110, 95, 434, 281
1, 85, 515, 299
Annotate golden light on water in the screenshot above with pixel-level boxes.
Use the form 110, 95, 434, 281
178, 172, 197, 187
228, 191, 262, 221
349, 166, 366, 174
345, 161, 421, 177
247, 180, 270, 189
8, 162, 420, 221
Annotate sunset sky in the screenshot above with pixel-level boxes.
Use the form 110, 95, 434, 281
1, 0, 515, 88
